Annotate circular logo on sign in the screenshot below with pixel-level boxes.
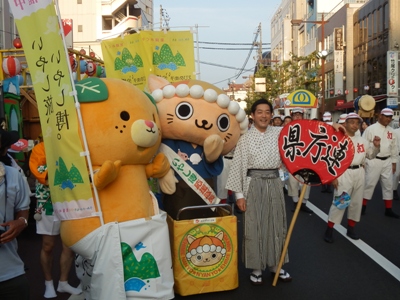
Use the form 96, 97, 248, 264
178, 224, 233, 279
291, 90, 312, 104
285, 100, 291, 106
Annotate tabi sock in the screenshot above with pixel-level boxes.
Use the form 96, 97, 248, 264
57, 281, 82, 295
44, 280, 57, 298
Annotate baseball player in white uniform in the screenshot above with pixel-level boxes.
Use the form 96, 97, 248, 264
392, 119, 400, 200
362, 108, 399, 218
324, 113, 380, 243
287, 107, 313, 213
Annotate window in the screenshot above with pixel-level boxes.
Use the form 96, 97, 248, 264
383, 4, 388, 30
367, 14, 372, 39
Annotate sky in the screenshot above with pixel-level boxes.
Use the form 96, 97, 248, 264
153, 0, 282, 90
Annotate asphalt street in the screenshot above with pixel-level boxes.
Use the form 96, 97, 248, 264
17, 182, 400, 300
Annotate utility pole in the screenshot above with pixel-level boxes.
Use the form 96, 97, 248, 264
257, 23, 263, 69
160, 5, 170, 30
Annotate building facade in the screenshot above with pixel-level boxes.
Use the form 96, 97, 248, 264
0, 1, 16, 50
57, 0, 154, 59
269, 0, 400, 121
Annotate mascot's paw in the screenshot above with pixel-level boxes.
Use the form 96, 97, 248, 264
204, 134, 224, 163
159, 169, 178, 195
146, 153, 170, 178
94, 160, 122, 190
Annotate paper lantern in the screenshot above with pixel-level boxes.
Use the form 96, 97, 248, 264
3, 56, 21, 77
80, 48, 86, 55
89, 51, 96, 58
13, 37, 22, 49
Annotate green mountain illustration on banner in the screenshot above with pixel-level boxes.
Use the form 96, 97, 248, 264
121, 242, 160, 292
54, 157, 84, 190
153, 44, 186, 71
114, 48, 144, 74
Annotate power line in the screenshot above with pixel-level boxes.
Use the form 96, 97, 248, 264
199, 47, 270, 50
198, 60, 255, 71
199, 41, 270, 45
233, 24, 260, 80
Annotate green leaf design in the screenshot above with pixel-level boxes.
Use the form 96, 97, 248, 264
115, 57, 125, 71
121, 242, 160, 282
76, 78, 108, 103
159, 44, 174, 63
121, 48, 134, 65
53, 158, 85, 188
69, 164, 84, 183
54, 157, 69, 186
133, 54, 144, 67
153, 52, 161, 65
153, 44, 187, 67
174, 52, 186, 66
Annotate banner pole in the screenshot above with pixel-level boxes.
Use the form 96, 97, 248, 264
54, 0, 104, 225
272, 182, 308, 286
194, 24, 201, 80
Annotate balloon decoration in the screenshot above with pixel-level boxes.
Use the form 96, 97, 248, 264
2, 56, 21, 77
13, 37, 22, 49
80, 59, 87, 74
85, 61, 97, 77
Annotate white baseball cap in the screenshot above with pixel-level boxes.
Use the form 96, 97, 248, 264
381, 108, 394, 116
291, 107, 304, 114
323, 112, 332, 121
338, 113, 347, 124
345, 112, 363, 122
272, 114, 282, 120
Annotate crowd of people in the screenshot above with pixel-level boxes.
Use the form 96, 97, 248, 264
225, 103, 400, 286
1, 103, 400, 297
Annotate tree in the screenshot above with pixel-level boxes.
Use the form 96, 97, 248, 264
245, 51, 320, 114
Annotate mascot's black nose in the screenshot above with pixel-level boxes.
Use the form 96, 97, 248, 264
201, 120, 208, 126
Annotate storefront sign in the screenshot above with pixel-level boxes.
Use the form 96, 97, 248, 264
387, 51, 398, 97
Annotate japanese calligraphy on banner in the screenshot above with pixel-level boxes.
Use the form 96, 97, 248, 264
284, 89, 317, 108
334, 28, 344, 51
279, 120, 354, 184
387, 51, 398, 97
9, 0, 94, 220
101, 31, 195, 90
334, 50, 344, 73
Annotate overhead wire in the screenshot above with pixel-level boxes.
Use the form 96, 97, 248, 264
199, 47, 270, 50
198, 41, 270, 45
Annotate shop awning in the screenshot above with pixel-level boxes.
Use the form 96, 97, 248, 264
334, 94, 387, 110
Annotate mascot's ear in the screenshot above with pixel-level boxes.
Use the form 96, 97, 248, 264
144, 91, 158, 112
76, 78, 108, 103
147, 74, 170, 92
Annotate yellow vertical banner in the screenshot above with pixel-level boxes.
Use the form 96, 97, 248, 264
101, 31, 195, 90
101, 33, 148, 89
9, 0, 94, 220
